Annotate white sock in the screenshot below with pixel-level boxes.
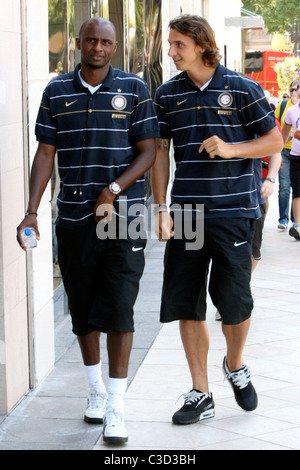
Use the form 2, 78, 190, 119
107, 377, 128, 413
84, 363, 106, 394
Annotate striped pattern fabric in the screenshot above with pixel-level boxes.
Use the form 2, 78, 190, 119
35, 64, 160, 228
154, 64, 276, 219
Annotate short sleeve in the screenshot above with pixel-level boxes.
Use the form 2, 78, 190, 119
35, 87, 57, 147
154, 87, 172, 140
239, 80, 276, 136
130, 80, 160, 143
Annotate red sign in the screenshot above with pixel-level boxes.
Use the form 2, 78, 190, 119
245, 51, 293, 96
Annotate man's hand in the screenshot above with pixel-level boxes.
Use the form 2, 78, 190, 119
261, 179, 275, 199
155, 211, 175, 242
17, 214, 40, 251
199, 136, 236, 159
93, 187, 116, 224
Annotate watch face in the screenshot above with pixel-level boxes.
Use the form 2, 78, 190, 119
110, 182, 121, 194
112, 183, 120, 191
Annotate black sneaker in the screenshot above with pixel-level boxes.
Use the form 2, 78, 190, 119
289, 226, 300, 241
223, 357, 258, 412
172, 390, 215, 425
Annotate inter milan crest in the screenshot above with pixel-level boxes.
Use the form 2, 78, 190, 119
111, 95, 127, 111
218, 92, 233, 108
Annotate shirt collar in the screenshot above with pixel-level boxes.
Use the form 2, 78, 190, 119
182, 64, 226, 92
209, 64, 226, 89
73, 63, 115, 92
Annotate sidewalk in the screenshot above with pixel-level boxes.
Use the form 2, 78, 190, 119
1, 192, 300, 450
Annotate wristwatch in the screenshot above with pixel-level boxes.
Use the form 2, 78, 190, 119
265, 177, 275, 183
108, 182, 121, 195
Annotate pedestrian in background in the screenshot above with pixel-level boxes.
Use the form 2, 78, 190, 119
275, 80, 300, 230
282, 85, 300, 241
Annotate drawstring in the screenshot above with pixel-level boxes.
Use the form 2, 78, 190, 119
73, 136, 85, 197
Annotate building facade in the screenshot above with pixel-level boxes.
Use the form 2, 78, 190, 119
0, 0, 242, 415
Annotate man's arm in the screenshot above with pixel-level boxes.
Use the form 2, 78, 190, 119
199, 126, 283, 160
17, 142, 56, 250
151, 138, 174, 241
261, 152, 282, 199
151, 139, 171, 205
282, 123, 293, 145
94, 137, 156, 222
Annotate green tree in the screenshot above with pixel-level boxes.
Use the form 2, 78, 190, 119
275, 57, 300, 93
242, 0, 300, 34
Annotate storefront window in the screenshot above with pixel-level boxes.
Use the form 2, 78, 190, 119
125, 0, 162, 198
89, 0, 109, 18
49, 0, 75, 76
49, 0, 75, 288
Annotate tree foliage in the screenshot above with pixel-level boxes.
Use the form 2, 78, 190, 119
242, 0, 300, 34
275, 57, 300, 93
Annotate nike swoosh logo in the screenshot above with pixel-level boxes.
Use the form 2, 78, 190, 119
132, 246, 143, 252
234, 241, 248, 247
177, 99, 187, 106
65, 100, 78, 107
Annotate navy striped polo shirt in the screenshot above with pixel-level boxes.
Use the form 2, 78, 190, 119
35, 64, 160, 228
154, 64, 276, 219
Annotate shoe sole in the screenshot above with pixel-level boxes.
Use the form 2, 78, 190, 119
172, 408, 215, 425
103, 435, 128, 443
84, 415, 103, 424
278, 224, 287, 230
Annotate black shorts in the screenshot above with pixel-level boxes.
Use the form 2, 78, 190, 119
290, 156, 300, 198
161, 218, 255, 326
56, 220, 146, 335
252, 203, 267, 260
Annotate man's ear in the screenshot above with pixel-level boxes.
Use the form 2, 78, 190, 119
113, 41, 118, 55
76, 37, 81, 50
197, 45, 206, 55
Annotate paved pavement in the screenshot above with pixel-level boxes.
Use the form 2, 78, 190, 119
1, 192, 300, 450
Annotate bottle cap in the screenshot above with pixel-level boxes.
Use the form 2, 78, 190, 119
24, 228, 32, 236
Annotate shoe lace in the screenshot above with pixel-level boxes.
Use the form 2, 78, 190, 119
227, 366, 251, 390
177, 390, 207, 406
87, 391, 106, 409
105, 407, 123, 427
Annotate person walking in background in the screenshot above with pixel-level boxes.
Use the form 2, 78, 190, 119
282, 87, 300, 241
151, 14, 283, 425
275, 80, 300, 230
252, 151, 282, 272
17, 17, 159, 443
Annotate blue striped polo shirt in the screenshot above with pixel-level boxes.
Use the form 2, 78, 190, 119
154, 64, 276, 219
35, 64, 160, 228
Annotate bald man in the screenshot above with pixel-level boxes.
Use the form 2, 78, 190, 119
17, 18, 159, 443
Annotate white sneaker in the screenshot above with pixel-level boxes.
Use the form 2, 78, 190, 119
103, 407, 128, 443
84, 389, 107, 424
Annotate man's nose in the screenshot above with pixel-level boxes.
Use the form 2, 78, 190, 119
168, 45, 174, 57
93, 40, 103, 50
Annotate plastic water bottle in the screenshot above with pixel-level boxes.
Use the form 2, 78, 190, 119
21, 228, 37, 249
